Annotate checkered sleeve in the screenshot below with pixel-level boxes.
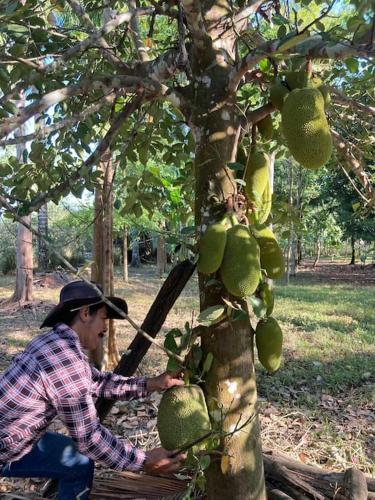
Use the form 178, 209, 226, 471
90, 366, 148, 400
55, 393, 146, 471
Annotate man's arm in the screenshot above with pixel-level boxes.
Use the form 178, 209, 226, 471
90, 366, 147, 400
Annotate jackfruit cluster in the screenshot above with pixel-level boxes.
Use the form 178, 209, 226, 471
282, 88, 332, 169
157, 385, 211, 451
255, 317, 283, 373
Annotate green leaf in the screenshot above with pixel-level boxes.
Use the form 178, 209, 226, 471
258, 59, 270, 72
202, 352, 214, 374
277, 25, 287, 38
248, 296, 267, 318
227, 162, 244, 171
199, 455, 211, 470
167, 357, 181, 371
315, 21, 325, 32
164, 332, 178, 352
181, 225, 196, 235
232, 309, 248, 321
197, 305, 225, 326
345, 58, 359, 73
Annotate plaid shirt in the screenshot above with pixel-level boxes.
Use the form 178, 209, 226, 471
0, 323, 147, 471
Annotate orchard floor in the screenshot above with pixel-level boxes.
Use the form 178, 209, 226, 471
0, 260, 374, 498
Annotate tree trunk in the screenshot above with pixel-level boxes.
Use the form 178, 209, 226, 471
37, 204, 49, 271
13, 216, 33, 303
89, 152, 119, 370
131, 239, 140, 267
191, 101, 266, 499
350, 236, 356, 265
123, 225, 129, 282
12, 102, 33, 303
313, 238, 321, 268
285, 163, 294, 284
156, 223, 167, 277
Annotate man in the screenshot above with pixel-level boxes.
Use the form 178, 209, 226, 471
0, 280, 186, 499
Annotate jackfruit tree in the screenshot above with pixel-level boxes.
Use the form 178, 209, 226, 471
0, 0, 374, 498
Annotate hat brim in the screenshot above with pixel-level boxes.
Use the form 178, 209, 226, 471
40, 296, 128, 328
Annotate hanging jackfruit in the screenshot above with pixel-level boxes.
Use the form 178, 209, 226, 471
257, 178, 272, 224
198, 219, 228, 275
281, 88, 332, 169
259, 281, 274, 316
244, 148, 270, 204
284, 70, 306, 90
221, 224, 260, 297
270, 80, 289, 111
257, 115, 273, 141
157, 385, 211, 451
253, 227, 285, 279
255, 317, 283, 372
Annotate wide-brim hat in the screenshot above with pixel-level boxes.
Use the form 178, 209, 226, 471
40, 280, 128, 328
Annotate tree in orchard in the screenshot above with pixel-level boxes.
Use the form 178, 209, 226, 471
0, 0, 374, 498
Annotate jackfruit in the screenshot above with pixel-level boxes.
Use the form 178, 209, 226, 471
317, 84, 331, 108
244, 149, 270, 203
257, 115, 273, 141
221, 224, 260, 297
259, 281, 274, 316
198, 219, 228, 275
258, 179, 272, 224
255, 317, 283, 372
270, 80, 289, 111
253, 227, 285, 279
157, 385, 211, 451
281, 88, 332, 169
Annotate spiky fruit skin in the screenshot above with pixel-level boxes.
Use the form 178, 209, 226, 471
221, 225, 260, 297
270, 80, 289, 111
157, 385, 211, 451
257, 115, 273, 141
245, 149, 270, 203
253, 227, 285, 279
198, 221, 227, 275
255, 317, 283, 373
258, 179, 272, 224
282, 88, 332, 169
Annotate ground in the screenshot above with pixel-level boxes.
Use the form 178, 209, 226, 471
0, 260, 374, 497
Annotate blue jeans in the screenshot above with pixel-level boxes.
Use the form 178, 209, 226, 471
0, 432, 94, 499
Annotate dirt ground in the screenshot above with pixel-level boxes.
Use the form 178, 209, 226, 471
0, 261, 374, 498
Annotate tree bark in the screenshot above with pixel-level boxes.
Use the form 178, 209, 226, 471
12, 216, 33, 303
123, 225, 129, 282
156, 224, 167, 277
37, 204, 49, 271
131, 239, 140, 267
350, 235, 356, 265
313, 238, 321, 268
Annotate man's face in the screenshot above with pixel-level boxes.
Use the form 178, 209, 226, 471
79, 305, 108, 350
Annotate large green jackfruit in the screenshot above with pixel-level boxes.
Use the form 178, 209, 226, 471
221, 224, 260, 297
257, 115, 273, 141
258, 179, 272, 224
284, 70, 306, 90
255, 317, 283, 372
253, 227, 285, 279
244, 149, 270, 203
157, 385, 211, 451
281, 88, 332, 169
270, 80, 289, 111
259, 281, 274, 316
198, 219, 227, 275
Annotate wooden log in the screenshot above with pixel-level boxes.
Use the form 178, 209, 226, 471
343, 467, 368, 500
268, 489, 294, 499
95, 259, 196, 420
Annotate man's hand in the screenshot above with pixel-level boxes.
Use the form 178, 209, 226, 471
146, 370, 184, 393
143, 447, 187, 475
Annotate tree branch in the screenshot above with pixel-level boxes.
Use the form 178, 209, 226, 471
228, 36, 375, 94
25, 95, 143, 213
0, 7, 155, 106
0, 76, 161, 140
128, 0, 150, 62
331, 87, 375, 118
181, 0, 211, 58
0, 93, 117, 147
332, 129, 375, 208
